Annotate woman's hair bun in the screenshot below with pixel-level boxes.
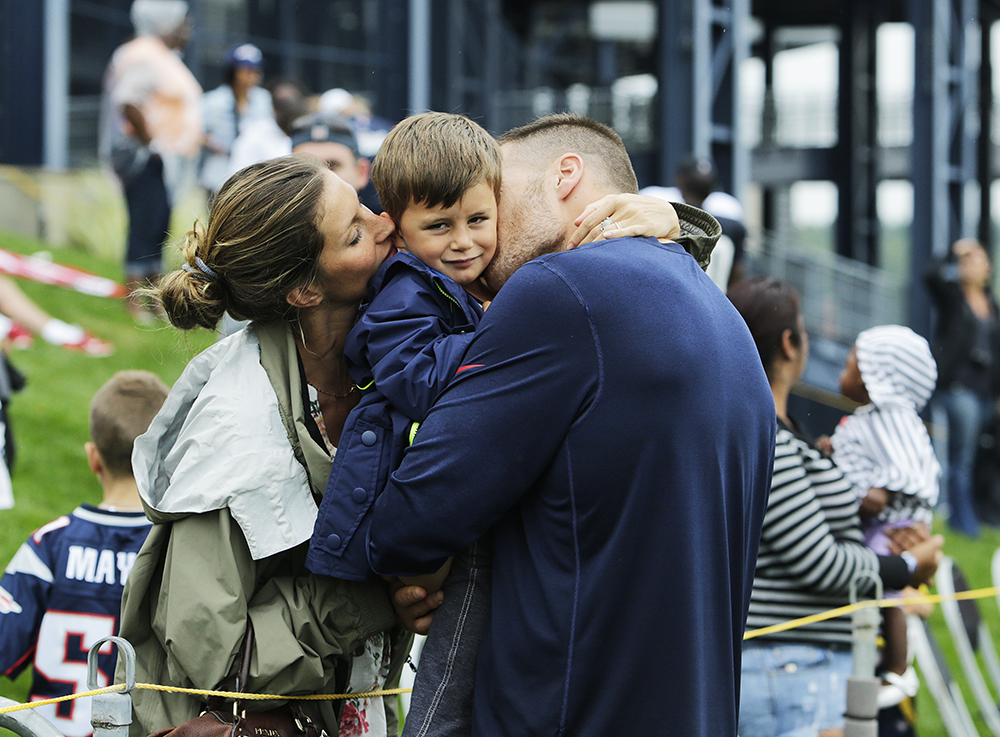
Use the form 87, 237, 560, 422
154, 224, 227, 331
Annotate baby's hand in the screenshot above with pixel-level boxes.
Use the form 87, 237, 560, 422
859, 486, 889, 518
815, 435, 833, 457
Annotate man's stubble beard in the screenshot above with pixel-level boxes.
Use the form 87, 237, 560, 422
484, 181, 566, 293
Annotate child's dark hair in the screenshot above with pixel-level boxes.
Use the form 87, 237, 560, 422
371, 112, 502, 224
90, 370, 169, 477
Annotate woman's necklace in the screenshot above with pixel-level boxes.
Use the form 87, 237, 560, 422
309, 381, 358, 399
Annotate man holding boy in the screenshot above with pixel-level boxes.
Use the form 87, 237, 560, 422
368, 114, 775, 736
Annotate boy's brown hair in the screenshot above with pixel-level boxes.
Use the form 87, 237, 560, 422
371, 111, 502, 224
89, 370, 169, 477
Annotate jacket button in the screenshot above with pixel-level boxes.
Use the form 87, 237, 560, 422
352, 487, 368, 504
326, 533, 342, 549
361, 430, 377, 446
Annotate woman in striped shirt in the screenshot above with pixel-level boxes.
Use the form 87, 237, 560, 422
728, 277, 944, 737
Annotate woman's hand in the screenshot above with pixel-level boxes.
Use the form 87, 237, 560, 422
568, 195, 681, 248
385, 577, 444, 634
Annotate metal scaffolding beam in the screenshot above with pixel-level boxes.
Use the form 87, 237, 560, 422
909, 0, 979, 335
430, 0, 507, 131
836, 0, 881, 266
658, 0, 749, 195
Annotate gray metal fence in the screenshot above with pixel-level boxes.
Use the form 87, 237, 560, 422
748, 237, 908, 344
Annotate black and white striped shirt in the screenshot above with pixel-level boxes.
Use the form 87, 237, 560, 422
745, 421, 878, 646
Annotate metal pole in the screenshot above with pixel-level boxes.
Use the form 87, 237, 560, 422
43, 0, 69, 170
408, 0, 430, 114
844, 572, 882, 737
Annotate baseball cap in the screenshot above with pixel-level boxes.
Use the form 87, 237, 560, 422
671, 202, 721, 271
226, 43, 263, 69
289, 113, 362, 158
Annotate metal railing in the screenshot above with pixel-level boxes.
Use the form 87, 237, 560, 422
748, 235, 908, 345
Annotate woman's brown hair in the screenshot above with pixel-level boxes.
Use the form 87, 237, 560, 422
156, 156, 328, 330
727, 276, 803, 379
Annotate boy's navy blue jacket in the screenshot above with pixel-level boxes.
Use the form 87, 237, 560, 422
306, 251, 483, 580
367, 238, 775, 736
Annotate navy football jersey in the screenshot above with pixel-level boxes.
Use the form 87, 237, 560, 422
0, 504, 150, 737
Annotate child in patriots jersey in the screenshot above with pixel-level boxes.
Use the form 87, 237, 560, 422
831, 325, 941, 707
0, 370, 168, 737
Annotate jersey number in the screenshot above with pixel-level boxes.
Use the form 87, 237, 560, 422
33, 611, 115, 737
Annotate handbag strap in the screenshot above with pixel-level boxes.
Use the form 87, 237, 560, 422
206, 618, 254, 713
235, 618, 254, 694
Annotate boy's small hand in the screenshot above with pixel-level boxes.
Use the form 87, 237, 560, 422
385, 577, 444, 634
568, 194, 681, 248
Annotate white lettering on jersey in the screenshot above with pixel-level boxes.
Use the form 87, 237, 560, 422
94, 550, 115, 584
116, 552, 137, 584
65, 546, 98, 582
0, 584, 21, 614
65, 546, 135, 585
34, 611, 115, 737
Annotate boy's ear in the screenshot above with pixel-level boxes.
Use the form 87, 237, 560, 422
554, 154, 584, 201
286, 282, 323, 309
85, 441, 103, 477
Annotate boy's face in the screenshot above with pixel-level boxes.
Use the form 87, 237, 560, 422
397, 180, 497, 288
839, 345, 870, 405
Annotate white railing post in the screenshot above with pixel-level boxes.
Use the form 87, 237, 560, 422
845, 572, 883, 737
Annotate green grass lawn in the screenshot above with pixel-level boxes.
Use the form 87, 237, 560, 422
0, 229, 999, 736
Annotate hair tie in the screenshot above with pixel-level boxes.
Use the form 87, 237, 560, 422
182, 257, 219, 280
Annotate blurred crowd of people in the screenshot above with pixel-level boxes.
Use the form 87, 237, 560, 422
99, 0, 393, 323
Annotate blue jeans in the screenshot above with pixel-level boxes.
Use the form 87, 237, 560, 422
402, 535, 492, 737
930, 385, 992, 537
739, 641, 853, 737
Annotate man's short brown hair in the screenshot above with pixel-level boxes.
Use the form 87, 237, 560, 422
89, 370, 169, 477
371, 111, 502, 223
497, 113, 638, 194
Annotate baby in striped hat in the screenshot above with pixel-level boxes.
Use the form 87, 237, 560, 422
832, 324, 941, 703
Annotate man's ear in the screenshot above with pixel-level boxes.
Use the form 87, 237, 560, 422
553, 154, 584, 201
286, 282, 323, 309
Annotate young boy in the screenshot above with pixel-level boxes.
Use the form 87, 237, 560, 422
0, 370, 169, 737
306, 111, 499, 737
831, 325, 940, 701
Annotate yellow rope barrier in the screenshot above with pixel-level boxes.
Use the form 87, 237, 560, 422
2, 586, 997, 718
743, 585, 1000, 640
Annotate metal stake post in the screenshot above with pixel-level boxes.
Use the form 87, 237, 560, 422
845, 572, 883, 737
88, 636, 135, 737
